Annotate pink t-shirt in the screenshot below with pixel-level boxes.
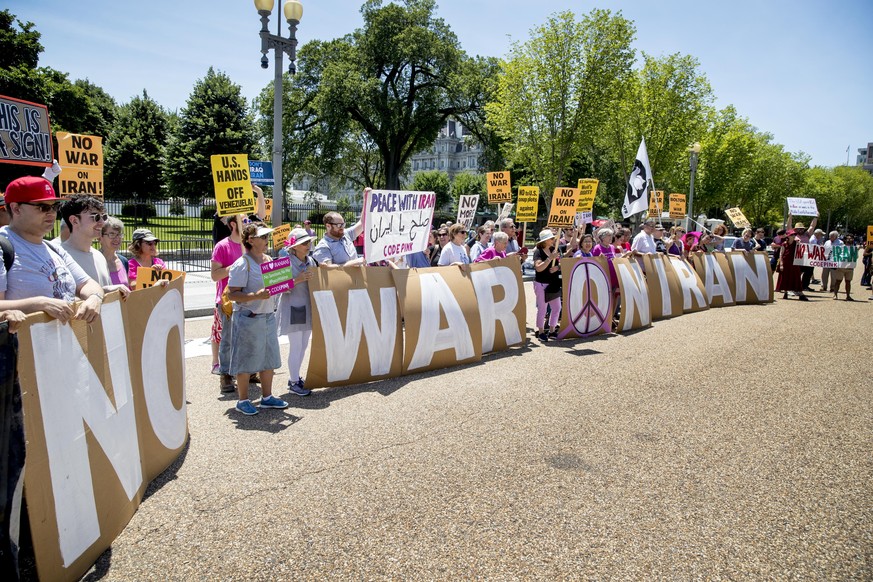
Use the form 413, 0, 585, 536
474, 248, 507, 263
211, 237, 243, 303
591, 243, 618, 288
128, 256, 166, 284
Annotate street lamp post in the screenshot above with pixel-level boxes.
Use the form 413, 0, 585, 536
687, 142, 701, 231
254, 0, 303, 227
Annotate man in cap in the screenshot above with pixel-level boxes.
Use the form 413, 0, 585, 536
0, 176, 104, 324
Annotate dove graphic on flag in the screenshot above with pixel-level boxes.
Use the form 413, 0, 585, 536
622, 138, 653, 218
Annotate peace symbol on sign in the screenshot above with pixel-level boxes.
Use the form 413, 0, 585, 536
559, 258, 613, 339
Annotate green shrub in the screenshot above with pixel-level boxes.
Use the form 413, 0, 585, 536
201, 205, 217, 220
120, 202, 157, 220
169, 197, 185, 216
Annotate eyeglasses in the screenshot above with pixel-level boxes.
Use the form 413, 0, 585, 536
20, 201, 60, 213
103, 231, 122, 239
83, 212, 109, 222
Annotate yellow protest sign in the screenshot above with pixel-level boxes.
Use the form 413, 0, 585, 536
486, 171, 512, 204
669, 193, 686, 219
866, 225, 873, 243
515, 186, 540, 223
264, 198, 273, 223
576, 178, 599, 212
211, 154, 254, 216
272, 223, 291, 249
134, 267, 186, 291
648, 190, 665, 218
56, 132, 104, 197
547, 187, 580, 229
725, 207, 751, 228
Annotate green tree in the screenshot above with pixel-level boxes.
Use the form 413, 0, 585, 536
270, 0, 488, 191
411, 170, 451, 209
450, 172, 487, 211
486, 9, 636, 208
105, 90, 171, 199
165, 68, 255, 202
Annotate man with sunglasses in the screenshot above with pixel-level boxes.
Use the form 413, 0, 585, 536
312, 210, 365, 268
0, 176, 104, 325
59, 195, 128, 300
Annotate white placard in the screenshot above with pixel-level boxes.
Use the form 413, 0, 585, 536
456, 195, 479, 230
574, 211, 593, 227
786, 197, 818, 216
363, 189, 436, 262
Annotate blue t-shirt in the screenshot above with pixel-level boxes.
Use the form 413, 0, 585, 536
0, 227, 90, 302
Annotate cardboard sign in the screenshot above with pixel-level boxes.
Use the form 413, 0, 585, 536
866, 225, 873, 243
641, 254, 684, 320
647, 190, 665, 218
515, 186, 540, 223
486, 171, 512, 203
725, 207, 751, 228
271, 224, 291, 249
666, 255, 710, 313
308, 266, 404, 388
497, 202, 514, 224
392, 266, 483, 375
456, 195, 479, 230
263, 198, 272, 223
467, 258, 526, 353
134, 267, 186, 291
56, 132, 104, 196
558, 256, 614, 339
691, 252, 736, 308
0, 95, 53, 166
211, 154, 254, 216
794, 243, 857, 269
726, 251, 774, 304
613, 257, 652, 331
669, 193, 686, 219
786, 197, 818, 217
248, 160, 274, 186
261, 256, 294, 295
547, 187, 580, 229
576, 179, 599, 212
362, 189, 436, 262
18, 281, 187, 581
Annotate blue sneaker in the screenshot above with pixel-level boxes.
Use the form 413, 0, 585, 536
296, 377, 305, 389
288, 380, 311, 397
259, 395, 289, 409
236, 399, 258, 415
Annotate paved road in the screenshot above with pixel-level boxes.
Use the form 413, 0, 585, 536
77, 276, 872, 580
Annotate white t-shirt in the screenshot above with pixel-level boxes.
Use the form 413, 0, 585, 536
438, 242, 470, 266
631, 231, 656, 254
61, 241, 112, 287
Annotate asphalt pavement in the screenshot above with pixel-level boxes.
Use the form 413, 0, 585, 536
74, 272, 873, 580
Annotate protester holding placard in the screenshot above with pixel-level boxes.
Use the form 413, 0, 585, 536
127, 228, 165, 283
711, 224, 728, 252
533, 229, 562, 341
770, 229, 787, 271
830, 234, 856, 301
666, 226, 685, 256
438, 223, 471, 266
99, 217, 130, 289
775, 230, 809, 301
592, 228, 619, 290
787, 214, 819, 290
212, 184, 266, 244
631, 218, 658, 254
226, 223, 288, 415
313, 211, 364, 267
469, 224, 492, 262
211, 215, 244, 392
276, 228, 316, 396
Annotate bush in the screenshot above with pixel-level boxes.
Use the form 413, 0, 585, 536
120, 202, 157, 221
169, 197, 185, 216
307, 210, 327, 225
201, 205, 217, 220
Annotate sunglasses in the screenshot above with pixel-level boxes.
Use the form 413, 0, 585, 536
438, 233, 448, 237
83, 212, 109, 222
328, 222, 346, 227
20, 201, 60, 213
457, 230, 468, 235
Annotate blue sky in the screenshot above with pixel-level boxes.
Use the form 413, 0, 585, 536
8, 0, 872, 168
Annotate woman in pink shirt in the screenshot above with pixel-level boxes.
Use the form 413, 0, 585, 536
127, 228, 166, 285
591, 227, 618, 290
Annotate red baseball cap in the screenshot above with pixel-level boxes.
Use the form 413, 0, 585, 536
4, 176, 61, 204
